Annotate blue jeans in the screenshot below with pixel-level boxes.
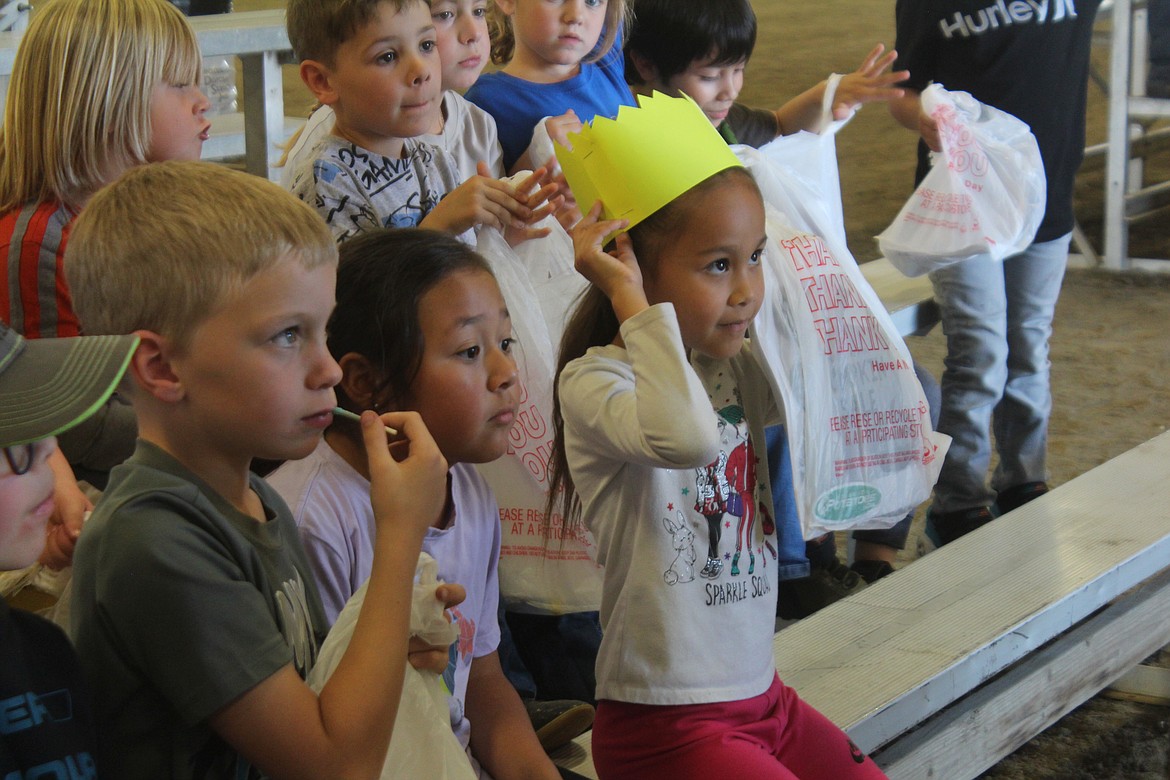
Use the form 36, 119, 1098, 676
764, 425, 813, 581
928, 234, 1070, 514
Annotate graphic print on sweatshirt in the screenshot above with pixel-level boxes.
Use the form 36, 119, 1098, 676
659, 376, 777, 607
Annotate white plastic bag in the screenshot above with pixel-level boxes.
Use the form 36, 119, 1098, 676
474, 213, 604, 614
877, 84, 1046, 276
737, 129, 950, 538
307, 553, 474, 780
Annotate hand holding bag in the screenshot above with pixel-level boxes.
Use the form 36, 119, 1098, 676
877, 84, 1046, 277
307, 554, 474, 780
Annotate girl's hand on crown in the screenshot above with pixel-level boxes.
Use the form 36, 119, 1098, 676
421, 162, 536, 236
571, 201, 648, 324
832, 44, 909, 119
361, 410, 448, 536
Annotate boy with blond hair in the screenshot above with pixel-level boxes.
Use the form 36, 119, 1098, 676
65, 161, 461, 779
286, 0, 551, 244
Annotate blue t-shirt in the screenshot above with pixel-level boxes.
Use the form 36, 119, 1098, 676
465, 41, 635, 170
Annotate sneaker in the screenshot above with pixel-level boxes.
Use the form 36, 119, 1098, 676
776, 558, 867, 620
995, 481, 1049, 515
920, 506, 995, 554
850, 559, 895, 584
524, 699, 595, 753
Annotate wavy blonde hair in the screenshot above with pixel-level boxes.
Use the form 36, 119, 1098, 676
0, 0, 202, 212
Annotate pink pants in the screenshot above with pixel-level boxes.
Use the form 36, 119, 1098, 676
592, 675, 888, 780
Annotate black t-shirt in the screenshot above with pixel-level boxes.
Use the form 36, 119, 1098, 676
894, 0, 1103, 241
0, 601, 99, 777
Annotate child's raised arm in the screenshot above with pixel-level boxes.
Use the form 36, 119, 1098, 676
773, 44, 909, 135
209, 410, 456, 780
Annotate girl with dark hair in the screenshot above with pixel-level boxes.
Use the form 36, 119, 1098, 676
267, 227, 565, 780
548, 160, 889, 777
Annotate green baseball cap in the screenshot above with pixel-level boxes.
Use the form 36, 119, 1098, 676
0, 322, 139, 447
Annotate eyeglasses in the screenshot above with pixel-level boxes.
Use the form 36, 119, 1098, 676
3, 443, 35, 476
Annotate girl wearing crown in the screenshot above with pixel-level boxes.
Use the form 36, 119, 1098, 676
546, 94, 887, 779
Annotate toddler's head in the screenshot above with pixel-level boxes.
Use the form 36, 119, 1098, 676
487, 0, 628, 70
289, 0, 442, 148
563, 166, 765, 366
329, 228, 520, 466
625, 0, 757, 126
288, 0, 430, 66
0, 0, 206, 212
632, 166, 764, 359
554, 91, 765, 360
0, 324, 137, 570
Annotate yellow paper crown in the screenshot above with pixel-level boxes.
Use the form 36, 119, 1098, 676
555, 92, 743, 232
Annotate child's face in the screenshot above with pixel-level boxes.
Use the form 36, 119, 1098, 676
147, 81, 211, 163
326, 0, 442, 154
431, 0, 489, 92
0, 438, 56, 570
641, 174, 766, 361
666, 56, 747, 127
168, 256, 342, 467
501, 0, 609, 74
400, 268, 519, 465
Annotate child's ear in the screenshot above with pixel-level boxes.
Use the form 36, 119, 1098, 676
493, 0, 516, 16
128, 330, 184, 404
337, 353, 383, 409
299, 59, 339, 106
627, 50, 662, 88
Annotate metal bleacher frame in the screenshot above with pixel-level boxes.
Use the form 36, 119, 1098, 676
1101, 0, 1170, 270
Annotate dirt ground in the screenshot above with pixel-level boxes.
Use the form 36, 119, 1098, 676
240, 0, 1170, 774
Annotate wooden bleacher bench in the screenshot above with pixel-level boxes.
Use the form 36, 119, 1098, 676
553, 431, 1170, 779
